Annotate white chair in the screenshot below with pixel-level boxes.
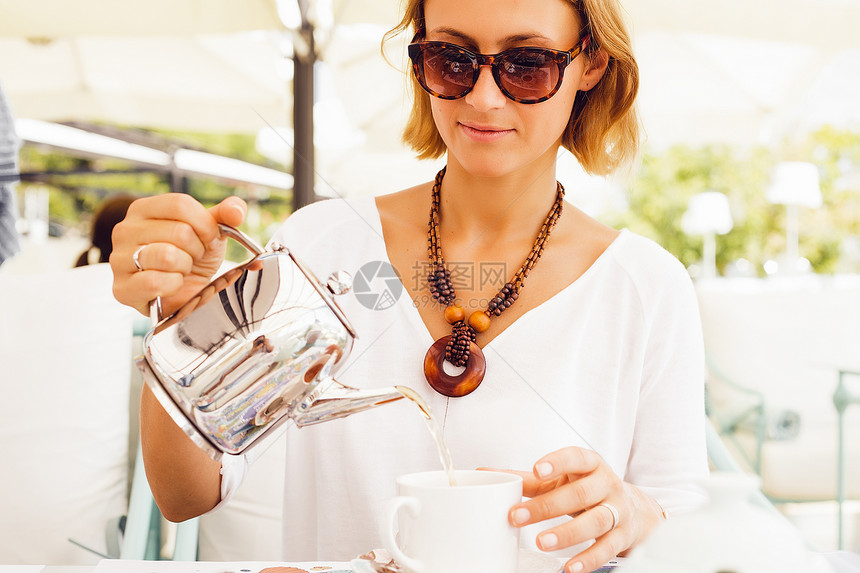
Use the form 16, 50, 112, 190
697, 277, 860, 501
698, 276, 860, 550
128, 318, 283, 561
706, 417, 784, 519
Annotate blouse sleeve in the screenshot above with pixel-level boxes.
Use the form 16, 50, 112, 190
625, 247, 709, 515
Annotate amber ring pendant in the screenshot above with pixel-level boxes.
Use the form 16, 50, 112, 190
423, 336, 487, 397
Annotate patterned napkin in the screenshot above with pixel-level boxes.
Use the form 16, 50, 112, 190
351, 548, 566, 573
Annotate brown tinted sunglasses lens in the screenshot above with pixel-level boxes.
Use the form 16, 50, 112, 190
416, 44, 476, 99
496, 49, 561, 101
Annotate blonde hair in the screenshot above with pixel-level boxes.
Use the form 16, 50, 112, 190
383, 0, 640, 176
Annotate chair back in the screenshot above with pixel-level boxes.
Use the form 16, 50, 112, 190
0, 264, 135, 564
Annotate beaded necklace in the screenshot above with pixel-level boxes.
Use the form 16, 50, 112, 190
422, 167, 566, 397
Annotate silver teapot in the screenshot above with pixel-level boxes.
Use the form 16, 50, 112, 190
137, 224, 405, 461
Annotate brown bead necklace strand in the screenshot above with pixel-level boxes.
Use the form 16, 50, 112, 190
422, 166, 566, 397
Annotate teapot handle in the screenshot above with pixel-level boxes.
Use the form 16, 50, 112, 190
149, 223, 267, 326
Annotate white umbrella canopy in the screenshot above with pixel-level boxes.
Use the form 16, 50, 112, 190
0, 0, 283, 37
309, 0, 860, 202
0, 0, 290, 133
632, 26, 860, 147
316, 0, 860, 150
625, 0, 858, 49
310, 22, 436, 197
2, 0, 860, 198
329, 0, 403, 28
630, 0, 860, 147
0, 33, 291, 133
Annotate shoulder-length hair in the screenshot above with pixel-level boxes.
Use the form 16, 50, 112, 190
383, 0, 640, 176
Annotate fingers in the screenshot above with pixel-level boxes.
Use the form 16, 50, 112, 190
534, 447, 603, 481
561, 531, 626, 573
506, 449, 665, 573
476, 467, 532, 480
129, 241, 195, 275
109, 194, 246, 315
516, 496, 631, 573
510, 471, 607, 527
116, 194, 246, 264
112, 195, 216, 271
481, 467, 564, 500
114, 220, 204, 274
112, 267, 187, 315
125, 193, 225, 246
530, 502, 618, 553
209, 196, 247, 228
511, 447, 608, 519
506, 446, 632, 570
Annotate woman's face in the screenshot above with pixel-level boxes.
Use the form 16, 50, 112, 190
422, 0, 588, 179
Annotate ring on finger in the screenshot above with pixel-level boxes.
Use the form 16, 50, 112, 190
598, 502, 619, 531
132, 245, 146, 272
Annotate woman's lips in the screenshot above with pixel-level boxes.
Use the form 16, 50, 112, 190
459, 122, 514, 142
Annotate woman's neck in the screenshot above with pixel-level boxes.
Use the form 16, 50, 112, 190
437, 158, 561, 247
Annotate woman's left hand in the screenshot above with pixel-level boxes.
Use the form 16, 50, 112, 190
502, 447, 665, 573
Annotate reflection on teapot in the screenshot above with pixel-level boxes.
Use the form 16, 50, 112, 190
137, 224, 405, 461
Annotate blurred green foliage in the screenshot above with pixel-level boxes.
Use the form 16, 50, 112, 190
17, 129, 293, 249
607, 127, 860, 276
16, 124, 860, 275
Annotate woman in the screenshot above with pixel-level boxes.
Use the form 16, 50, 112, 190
111, 0, 707, 571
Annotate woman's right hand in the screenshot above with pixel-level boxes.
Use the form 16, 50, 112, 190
110, 193, 247, 316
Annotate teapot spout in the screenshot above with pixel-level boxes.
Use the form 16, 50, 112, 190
292, 380, 405, 427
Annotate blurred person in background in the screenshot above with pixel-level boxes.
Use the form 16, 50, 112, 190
74, 194, 136, 267
0, 82, 21, 268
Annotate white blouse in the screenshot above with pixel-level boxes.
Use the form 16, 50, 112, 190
219, 195, 708, 561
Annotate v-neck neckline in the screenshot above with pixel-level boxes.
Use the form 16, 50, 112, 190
367, 195, 628, 350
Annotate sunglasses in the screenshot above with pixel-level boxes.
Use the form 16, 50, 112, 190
407, 33, 591, 104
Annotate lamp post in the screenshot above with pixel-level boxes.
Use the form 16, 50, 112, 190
682, 191, 733, 279
765, 162, 822, 275
833, 369, 860, 550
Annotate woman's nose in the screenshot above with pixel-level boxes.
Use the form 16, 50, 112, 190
464, 65, 507, 111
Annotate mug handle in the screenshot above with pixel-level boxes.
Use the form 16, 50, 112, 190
381, 496, 424, 573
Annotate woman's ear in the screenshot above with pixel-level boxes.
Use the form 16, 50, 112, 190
580, 48, 609, 92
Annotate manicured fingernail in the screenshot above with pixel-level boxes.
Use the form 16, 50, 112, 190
536, 462, 553, 478
539, 533, 558, 550
511, 507, 530, 525
230, 201, 246, 217
569, 563, 583, 573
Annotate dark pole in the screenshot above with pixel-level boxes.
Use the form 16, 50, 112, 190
170, 168, 186, 194
292, 20, 316, 211
168, 147, 188, 194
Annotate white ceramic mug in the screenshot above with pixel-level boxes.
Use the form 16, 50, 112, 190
381, 470, 523, 573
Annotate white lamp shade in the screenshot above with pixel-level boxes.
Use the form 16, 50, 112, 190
766, 161, 822, 207
681, 191, 734, 235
